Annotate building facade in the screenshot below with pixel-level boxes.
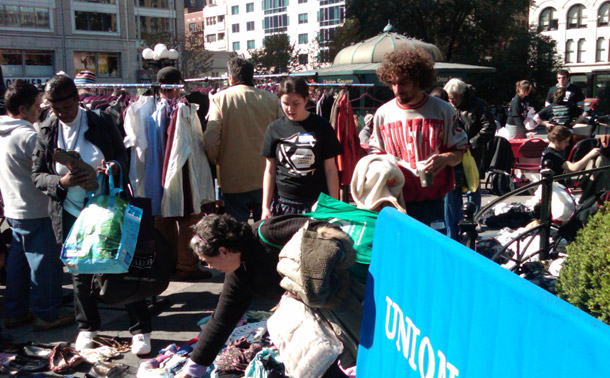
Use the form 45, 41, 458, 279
0, 0, 184, 87
530, 0, 610, 96
194, 0, 345, 68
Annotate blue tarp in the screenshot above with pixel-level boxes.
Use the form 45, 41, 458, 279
356, 207, 610, 377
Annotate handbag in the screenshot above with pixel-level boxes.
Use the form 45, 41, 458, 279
61, 162, 142, 274
92, 196, 172, 305
462, 148, 480, 193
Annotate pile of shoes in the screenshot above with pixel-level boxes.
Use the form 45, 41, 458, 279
0, 342, 57, 375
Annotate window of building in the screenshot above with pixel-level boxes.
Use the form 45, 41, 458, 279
599, 2, 610, 26
79, 0, 116, 3
206, 17, 216, 26
0, 49, 54, 79
317, 27, 337, 45
567, 4, 587, 29
263, 14, 288, 33
298, 54, 308, 64
136, 0, 168, 8
218, 15, 224, 22
206, 34, 217, 43
75, 11, 117, 32
263, 0, 288, 15
73, 51, 120, 77
320, 0, 340, 5
231, 5, 239, 15
247, 40, 255, 49
218, 32, 225, 40
189, 22, 196, 32
247, 21, 254, 31
0, 5, 51, 29
232, 42, 240, 51
318, 5, 344, 27
596, 38, 607, 62
577, 38, 586, 62
298, 0, 307, 3
246, 3, 254, 12
138, 16, 171, 38
232, 23, 240, 32
565, 39, 575, 63
298, 13, 308, 24
298, 33, 308, 44
539, 7, 558, 31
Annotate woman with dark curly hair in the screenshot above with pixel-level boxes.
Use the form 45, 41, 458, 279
368, 48, 468, 231
177, 213, 356, 378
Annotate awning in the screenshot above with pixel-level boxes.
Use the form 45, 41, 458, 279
300, 61, 495, 78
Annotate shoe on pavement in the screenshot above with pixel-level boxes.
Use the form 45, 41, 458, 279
75, 331, 98, 351
131, 333, 151, 355
33, 313, 75, 331
4, 312, 34, 329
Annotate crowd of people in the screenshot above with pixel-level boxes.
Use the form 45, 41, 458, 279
0, 49, 605, 377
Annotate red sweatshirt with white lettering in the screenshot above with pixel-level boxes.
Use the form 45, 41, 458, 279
369, 94, 468, 202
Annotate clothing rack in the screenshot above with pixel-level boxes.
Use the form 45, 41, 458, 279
308, 83, 374, 87
184, 72, 312, 83
76, 83, 184, 89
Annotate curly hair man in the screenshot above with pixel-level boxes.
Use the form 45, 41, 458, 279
368, 48, 468, 232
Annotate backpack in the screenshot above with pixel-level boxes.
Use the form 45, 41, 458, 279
487, 169, 514, 196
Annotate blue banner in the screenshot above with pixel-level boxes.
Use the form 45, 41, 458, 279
356, 207, 610, 377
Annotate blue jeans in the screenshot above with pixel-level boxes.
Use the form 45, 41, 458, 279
405, 198, 446, 235
223, 189, 263, 223
5, 217, 63, 321
444, 186, 481, 241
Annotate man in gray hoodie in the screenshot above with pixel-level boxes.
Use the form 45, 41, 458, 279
0, 80, 74, 331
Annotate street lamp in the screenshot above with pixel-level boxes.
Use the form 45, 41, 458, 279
141, 43, 179, 71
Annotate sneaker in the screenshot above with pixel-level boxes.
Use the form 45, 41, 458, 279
131, 333, 151, 355
33, 313, 75, 331
4, 312, 34, 329
75, 331, 98, 351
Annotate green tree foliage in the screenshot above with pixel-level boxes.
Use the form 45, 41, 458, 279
250, 34, 296, 74
472, 27, 562, 107
556, 205, 610, 325
346, 0, 529, 63
327, 18, 362, 63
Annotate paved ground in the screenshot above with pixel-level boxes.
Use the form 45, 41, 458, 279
0, 269, 263, 376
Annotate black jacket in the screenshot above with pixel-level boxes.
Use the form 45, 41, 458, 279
456, 86, 496, 165
32, 109, 127, 243
190, 215, 334, 366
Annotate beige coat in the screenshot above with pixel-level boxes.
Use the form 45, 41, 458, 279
204, 84, 283, 193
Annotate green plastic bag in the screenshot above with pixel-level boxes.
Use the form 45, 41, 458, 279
61, 162, 142, 274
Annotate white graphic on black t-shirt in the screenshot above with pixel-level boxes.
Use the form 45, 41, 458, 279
278, 132, 317, 176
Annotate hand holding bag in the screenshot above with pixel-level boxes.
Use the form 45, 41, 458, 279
61, 162, 142, 274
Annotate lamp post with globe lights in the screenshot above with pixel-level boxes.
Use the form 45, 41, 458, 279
141, 43, 180, 72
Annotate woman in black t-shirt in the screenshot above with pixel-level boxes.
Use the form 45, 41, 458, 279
506, 80, 532, 139
261, 77, 341, 218
541, 125, 600, 175
535, 88, 584, 130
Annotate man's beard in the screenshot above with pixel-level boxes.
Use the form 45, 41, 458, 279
397, 94, 413, 105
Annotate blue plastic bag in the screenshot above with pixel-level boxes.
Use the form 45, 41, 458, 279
61, 162, 142, 274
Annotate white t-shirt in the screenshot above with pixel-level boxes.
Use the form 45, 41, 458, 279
56, 107, 104, 217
